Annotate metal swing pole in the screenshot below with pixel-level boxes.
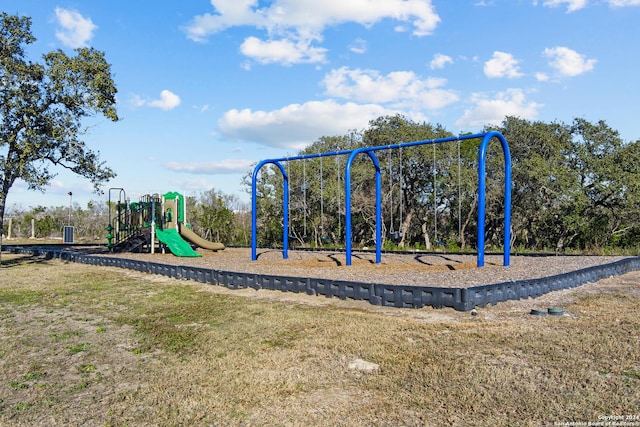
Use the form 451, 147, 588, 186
388, 148, 394, 234
399, 146, 403, 235
286, 157, 291, 236
457, 138, 462, 240
336, 155, 342, 242
319, 156, 324, 244
433, 143, 437, 244
303, 159, 307, 238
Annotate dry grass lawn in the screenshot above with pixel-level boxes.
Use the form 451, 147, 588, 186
0, 253, 639, 426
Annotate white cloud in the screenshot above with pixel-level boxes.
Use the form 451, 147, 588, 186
430, 53, 453, 70
145, 90, 182, 111
168, 178, 219, 194
349, 38, 367, 54
130, 95, 146, 108
607, 0, 640, 6
49, 179, 67, 190
240, 36, 328, 65
540, 0, 640, 8
185, 0, 440, 40
54, 7, 97, 48
484, 51, 524, 79
184, 0, 440, 65
322, 67, 459, 110
217, 100, 400, 150
130, 90, 181, 110
543, 46, 596, 77
535, 72, 550, 82
542, 0, 588, 12
455, 89, 543, 129
165, 159, 255, 174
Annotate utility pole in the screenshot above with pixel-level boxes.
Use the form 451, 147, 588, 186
68, 191, 73, 224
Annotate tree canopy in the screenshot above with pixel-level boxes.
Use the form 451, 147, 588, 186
0, 12, 118, 238
251, 114, 640, 253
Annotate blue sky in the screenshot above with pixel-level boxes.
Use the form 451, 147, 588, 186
3, 0, 640, 211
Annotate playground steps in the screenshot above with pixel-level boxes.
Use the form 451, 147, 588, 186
112, 229, 151, 253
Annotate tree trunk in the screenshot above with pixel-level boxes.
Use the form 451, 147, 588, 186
398, 208, 414, 248
421, 218, 432, 250
460, 196, 477, 250
509, 223, 516, 251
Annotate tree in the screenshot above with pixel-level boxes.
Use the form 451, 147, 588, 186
247, 165, 286, 247
248, 114, 639, 253
298, 133, 366, 247
362, 115, 455, 249
567, 118, 630, 249
192, 188, 235, 244
493, 117, 577, 250
610, 139, 640, 247
0, 13, 118, 242
494, 116, 639, 252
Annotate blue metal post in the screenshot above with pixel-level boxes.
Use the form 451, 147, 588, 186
373, 152, 382, 264
251, 160, 289, 261
477, 145, 487, 268
477, 131, 511, 267
252, 150, 355, 261
344, 148, 382, 266
344, 151, 357, 266
253, 131, 511, 268
283, 164, 289, 259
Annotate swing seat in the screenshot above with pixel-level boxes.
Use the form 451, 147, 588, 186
390, 231, 403, 244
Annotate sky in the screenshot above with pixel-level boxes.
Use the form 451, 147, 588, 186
3, 0, 640, 212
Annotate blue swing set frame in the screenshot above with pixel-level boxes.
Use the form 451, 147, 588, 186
251, 131, 511, 268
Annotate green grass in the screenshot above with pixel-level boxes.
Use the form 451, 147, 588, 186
67, 343, 91, 355
22, 372, 46, 382
77, 364, 97, 373
50, 330, 86, 341
9, 381, 29, 390
0, 290, 44, 306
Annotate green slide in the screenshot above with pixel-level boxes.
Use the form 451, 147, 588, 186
155, 227, 202, 257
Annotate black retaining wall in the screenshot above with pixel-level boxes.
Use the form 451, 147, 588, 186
7, 247, 640, 311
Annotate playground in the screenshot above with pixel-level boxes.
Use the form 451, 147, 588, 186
106, 189, 224, 256
0, 131, 616, 311
69, 131, 635, 311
